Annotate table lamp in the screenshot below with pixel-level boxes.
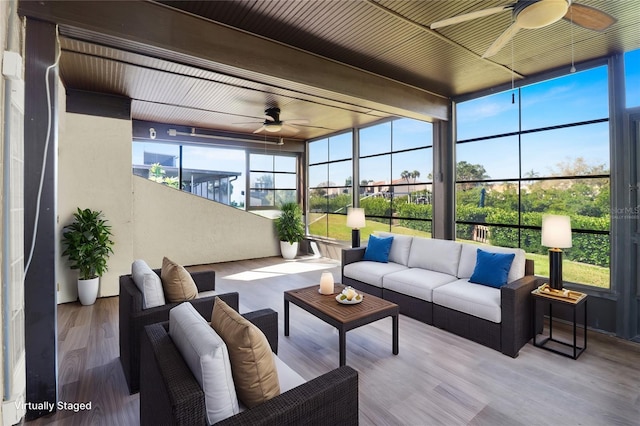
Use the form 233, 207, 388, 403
541, 214, 572, 290
346, 207, 366, 248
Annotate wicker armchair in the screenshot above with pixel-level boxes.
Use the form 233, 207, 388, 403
140, 309, 359, 426
119, 268, 239, 394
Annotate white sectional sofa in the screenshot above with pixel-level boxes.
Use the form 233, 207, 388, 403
342, 232, 537, 357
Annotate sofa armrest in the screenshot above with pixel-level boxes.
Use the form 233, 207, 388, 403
242, 309, 278, 355
342, 247, 366, 266
190, 270, 216, 292
501, 275, 541, 357
215, 366, 359, 426
141, 322, 207, 426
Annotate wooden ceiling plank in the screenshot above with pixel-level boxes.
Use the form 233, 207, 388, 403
18, 0, 449, 121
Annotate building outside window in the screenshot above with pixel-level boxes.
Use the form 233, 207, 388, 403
456, 65, 611, 288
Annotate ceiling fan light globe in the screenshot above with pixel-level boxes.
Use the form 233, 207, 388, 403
516, 0, 569, 29
264, 123, 282, 132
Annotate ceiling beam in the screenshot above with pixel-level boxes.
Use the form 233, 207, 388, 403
19, 0, 450, 121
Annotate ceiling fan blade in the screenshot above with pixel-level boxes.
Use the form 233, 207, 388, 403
430, 5, 513, 29
482, 22, 521, 58
563, 3, 617, 32
253, 126, 266, 134
282, 123, 301, 134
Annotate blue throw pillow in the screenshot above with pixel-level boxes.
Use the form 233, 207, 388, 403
362, 235, 394, 263
469, 248, 515, 288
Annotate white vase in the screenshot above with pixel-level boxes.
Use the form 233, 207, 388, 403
280, 241, 299, 259
78, 277, 100, 305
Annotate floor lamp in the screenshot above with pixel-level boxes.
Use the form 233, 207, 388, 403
541, 214, 572, 290
346, 208, 366, 248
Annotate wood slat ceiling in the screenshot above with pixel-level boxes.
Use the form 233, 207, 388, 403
56, 0, 640, 141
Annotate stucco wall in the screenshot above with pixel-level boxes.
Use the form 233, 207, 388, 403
132, 176, 279, 268
57, 112, 280, 303
57, 113, 134, 302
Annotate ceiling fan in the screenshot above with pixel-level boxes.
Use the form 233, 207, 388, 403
251, 107, 309, 134
430, 0, 617, 58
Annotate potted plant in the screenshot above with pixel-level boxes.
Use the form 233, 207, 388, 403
274, 202, 305, 259
61, 208, 114, 305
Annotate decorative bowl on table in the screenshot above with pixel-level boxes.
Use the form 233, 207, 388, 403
336, 286, 363, 304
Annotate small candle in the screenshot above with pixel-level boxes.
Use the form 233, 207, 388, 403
319, 272, 334, 295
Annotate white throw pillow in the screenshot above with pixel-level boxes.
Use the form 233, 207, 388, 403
169, 303, 239, 424
131, 259, 166, 309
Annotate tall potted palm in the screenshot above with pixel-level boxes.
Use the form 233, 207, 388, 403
61, 208, 114, 305
274, 202, 305, 259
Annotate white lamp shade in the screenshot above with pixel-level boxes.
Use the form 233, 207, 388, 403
541, 214, 572, 249
346, 207, 366, 229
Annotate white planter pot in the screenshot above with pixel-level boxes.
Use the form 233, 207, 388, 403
78, 277, 100, 305
280, 241, 299, 260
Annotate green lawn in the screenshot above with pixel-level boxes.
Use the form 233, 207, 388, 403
309, 213, 610, 288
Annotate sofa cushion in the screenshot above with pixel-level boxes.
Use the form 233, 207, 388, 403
131, 259, 165, 309
211, 297, 280, 409
169, 302, 239, 424
457, 243, 526, 283
273, 355, 306, 393
343, 261, 408, 288
469, 249, 515, 288
378, 232, 413, 266
363, 234, 394, 263
383, 268, 458, 302
407, 237, 462, 276
432, 279, 502, 323
161, 257, 198, 303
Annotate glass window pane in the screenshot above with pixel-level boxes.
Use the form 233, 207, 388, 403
309, 164, 328, 188
392, 148, 432, 185
392, 118, 433, 151
132, 141, 181, 185
457, 136, 519, 181
521, 122, 610, 178
274, 173, 296, 189
625, 48, 640, 108
308, 138, 328, 164
329, 160, 352, 187
392, 219, 431, 237
275, 190, 296, 206
521, 66, 609, 130
456, 182, 520, 224
521, 178, 610, 225
250, 189, 274, 207
250, 172, 274, 189
360, 122, 391, 156
329, 132, 352, 161
274, 155, 296, 172
308, 212, 328, 237
181, 145, 245, 207
457, 91, 519, 141
250, 154, 273, 170
359, 155, 390, 184
327, 213, 351, 240
309, 189, 329, 212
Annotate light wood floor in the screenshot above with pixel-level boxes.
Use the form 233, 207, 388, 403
29, 256, 640, 425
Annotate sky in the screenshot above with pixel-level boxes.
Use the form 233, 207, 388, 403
134, 48, 639, 202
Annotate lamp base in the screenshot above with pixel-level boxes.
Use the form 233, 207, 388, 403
548, 249, 563, 290
351, 229, 361, 248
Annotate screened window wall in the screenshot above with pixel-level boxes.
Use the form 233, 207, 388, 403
308, 132, 353, 239
307, 118, 434, 241
249, 153, 298, 208
456, 65, 611, 288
